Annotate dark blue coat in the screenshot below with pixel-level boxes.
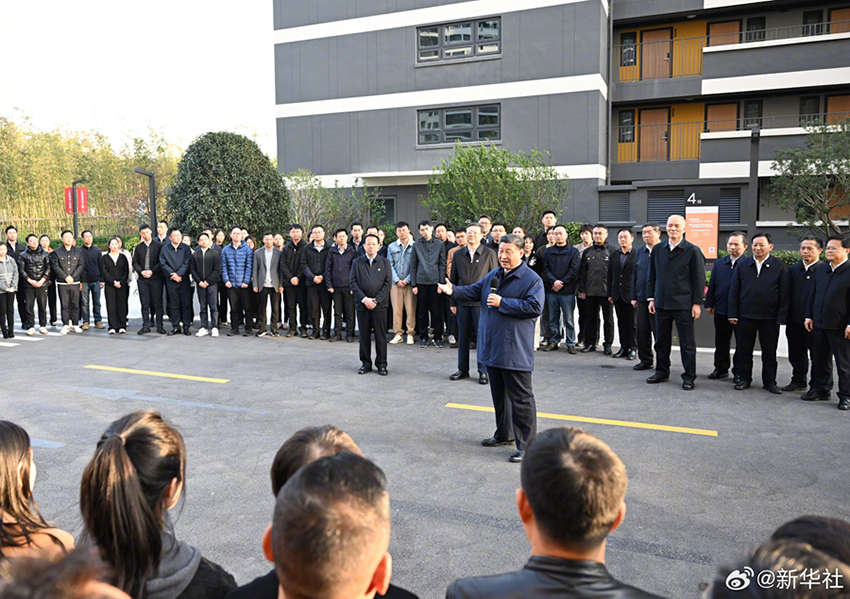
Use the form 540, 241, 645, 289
728, 255, 790, 323
451, 261, 544, 372
704, 255, 741, 316
221, 242, 254, 287
541, 244, 580, 295
806, 261, 850, 330
159, 242, 192, 278
788, 260, 822, 324
631, 245, 652, 302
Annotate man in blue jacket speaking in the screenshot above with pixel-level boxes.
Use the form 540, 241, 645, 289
438, 234, 545, 463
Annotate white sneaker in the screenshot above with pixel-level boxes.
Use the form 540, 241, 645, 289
39, 327, 48, 335
196, 328, 209, 337
108, 329, 116, 335
389, 334, 404, 344
27, 328, 35, 336
211, 328, 219, 338
73, 325, 83, 333
60, 325, 70, 335
448, 334, 456, 345
406, 335, 414, 345
119, 329, 126, 334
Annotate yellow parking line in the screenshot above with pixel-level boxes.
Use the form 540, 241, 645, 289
84, 365, 229, 384
445, 403, 718, 437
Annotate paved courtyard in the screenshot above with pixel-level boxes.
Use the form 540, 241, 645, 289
1, 308, 848, 599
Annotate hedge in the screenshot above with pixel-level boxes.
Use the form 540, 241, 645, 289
48, 234, 140, 252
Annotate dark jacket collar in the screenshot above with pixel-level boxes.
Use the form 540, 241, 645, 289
524, 555, 612, 580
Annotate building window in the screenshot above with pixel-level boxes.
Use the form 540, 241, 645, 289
620, 32, 637, 66
745, 17, 766, 42
803, 11, 824, 37
743, 100, 762, 129
618, 110, 635, 143
417, 18, 501, 63
417, 104, 501, 145
800, 96, 821, 126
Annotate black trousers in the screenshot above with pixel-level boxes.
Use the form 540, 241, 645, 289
46, 281, 57, 324
57, 284, 81, 326
787, 322, 819, 388
357, 309, 388, 369
585, 296, 614, 346
332, 286, 354, 336
227, 286, 250, 331
258, 287, 281, 331
24, 285, 48, 328
540, 294, 551, 340
614, 299, 636, 351
197, 283, 218, 330
16, 285, 26, 328
0, 292, 15, 333
285, 284, 309, 332
734, 318, 780, 386
713, 312, 738, 377
104, 285, 128, 331
307, 285, 332, 335
138, 277, 163, 328
443, 293, 456, 338
165, 279, 192, 330
636, 300, 656, 365
456, 304, 483, 374
217, 283, 229, 325
487, 366, 537, 451
812, 327, 849, 398
416, 284, 443, 340
655, 308, 697, 382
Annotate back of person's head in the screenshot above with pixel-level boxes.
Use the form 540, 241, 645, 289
771, 515, 850, 565
520, 427, 627, 551
272, 453, 391, 599
0, 421, 48, 555
79, 410, 186, 598
270, 425, 362, 496
0, 547, 131, 599
708, 539, 850, 598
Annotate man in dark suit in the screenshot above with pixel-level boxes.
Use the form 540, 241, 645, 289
540, 224, 580, 354
647, 215, 706, 390
325, 228, 357, 343
608, 228, 636, 359
449, 223, 498, 383
350, 234, 392, 376
704, 231, 748, 381
631, 223, 660, 371
5, 225, 27, 331
805, 235, 850, 410
784, 236, 825, 393
728, 232, 790, 394
439, 235, 545, 463
253, 232, 283, 337
191, 231, 222, 337
446, 427, 664, 599
280, 224, 308, 338
159, 228, 193, 336
578, 224, 614, 354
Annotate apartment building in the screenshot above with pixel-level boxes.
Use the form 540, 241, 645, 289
274, 0, 850, 247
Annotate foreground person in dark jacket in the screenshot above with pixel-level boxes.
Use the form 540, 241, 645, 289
350, 234, 393, 375
447, 427, 665, 599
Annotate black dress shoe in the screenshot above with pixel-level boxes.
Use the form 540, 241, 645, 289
633, 362, 653, 371
330, 333, 342, 342
541, 343, 559, 352
377, 368, 388, 376
242, 329, 252, 336
450, 371, 470, 381
137, 327, 151, 335
509, 450, 524, 463
481, 437, 515, 447
580, 344, 596, 353
781, 382, 807, 392
300, 331, 309, 338
707, 370, 728, 380
479, 373, 489, 385
612, 348, 627, 358
285, 330, 297, 337
603, 345, 612, 356
646, 374, 668, 384
358, 366, 372, 374
167, 328, 182, 336
625, 350, 636, 360
157, 327, 167, 335
346, 335, 354, 343
839, 398, 850, 410
764, 383, 782, 395
227, 328, 239, 336
801, 390, 830, 401
682, 381, 695, 391
183, 328, 191, 336
734, 380, 751, 390
319, 333, 330, 340
567, 345, 578, 355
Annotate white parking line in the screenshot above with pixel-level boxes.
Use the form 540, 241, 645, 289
0, 341, 20, 347
13, 336, 44, 342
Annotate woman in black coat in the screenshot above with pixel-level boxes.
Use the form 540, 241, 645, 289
101, 237, 131, 334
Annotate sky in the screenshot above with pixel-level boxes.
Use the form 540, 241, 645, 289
0, 0, 277, 156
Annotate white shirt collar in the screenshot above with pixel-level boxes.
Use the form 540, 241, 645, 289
669, 238, 682, 250
832, 258, 848, 271
803, 259, 819, 271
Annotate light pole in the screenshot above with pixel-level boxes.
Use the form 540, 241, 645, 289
134, 168, 157, 229
71, 177, 88, 238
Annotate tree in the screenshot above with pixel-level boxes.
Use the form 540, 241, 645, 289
167, 132, 289, 236
282, 169, 384, 233
423, 142, 570, 233
768, 118, 850, 238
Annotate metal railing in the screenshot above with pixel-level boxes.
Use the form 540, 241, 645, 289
613, 112, 850, 163
613, 20, 850, 82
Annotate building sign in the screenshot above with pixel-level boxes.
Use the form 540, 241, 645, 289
64, 186, 89, 214
686, 205, 719, 259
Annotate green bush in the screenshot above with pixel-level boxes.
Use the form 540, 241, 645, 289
48, 234, 140, 252
717, 249, 816, 268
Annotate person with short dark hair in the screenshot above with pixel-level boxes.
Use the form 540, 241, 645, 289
192, 232, 222, 337
50, 230, 85, 335
388, 222, 417, 345
159, 228, 194, 336
411, 220, 447, 348
0, 242, 19, 338
728, 232, 789, 394
38, 234, 58, 328
79, 230, 105, 330
578, 225, 614, 354
783, 236, 825, 393
100, 237, 130, 334
478, 215, 493, 245
18, 234, 51, 336
772, 515, 850, 565
303, 225, 332, 339
540, 224, 580, 353
534, 210, 558, 251
252, 232, 282, 337
705, 232, 748, 381
4, 225, 26, 331
222, 226, 255, 336
351, 234, 393, 374
573, 224, 594, 346
280, 224, 309, 338
632, 223, 660, 371
487, 223, 507, 249
132, 224, 165, 335
608, 228, 636, 359
350, 221, 364, 252
805, 234, 850, 409
325, 228, 357, 342
447, 427, 663, 599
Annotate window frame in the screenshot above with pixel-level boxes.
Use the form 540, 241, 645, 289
743, 100, 763, 130
745, 17, 766, 42
799, 96, 822, 126
417, 104, 502, 146
620, 32, 637, 67
803, 10, 824, 36
416, 17, 502, 64
618, 109, 636, 143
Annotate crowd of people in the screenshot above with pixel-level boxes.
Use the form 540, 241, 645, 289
1, 414, 847, 599
4, 211, 850, 409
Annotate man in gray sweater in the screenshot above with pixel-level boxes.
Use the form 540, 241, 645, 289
410, 220, 447, 348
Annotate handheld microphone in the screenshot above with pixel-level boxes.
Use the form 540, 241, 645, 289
489, 277, 499, 301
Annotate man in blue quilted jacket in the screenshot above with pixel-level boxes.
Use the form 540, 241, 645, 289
222, 226, 254, 337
